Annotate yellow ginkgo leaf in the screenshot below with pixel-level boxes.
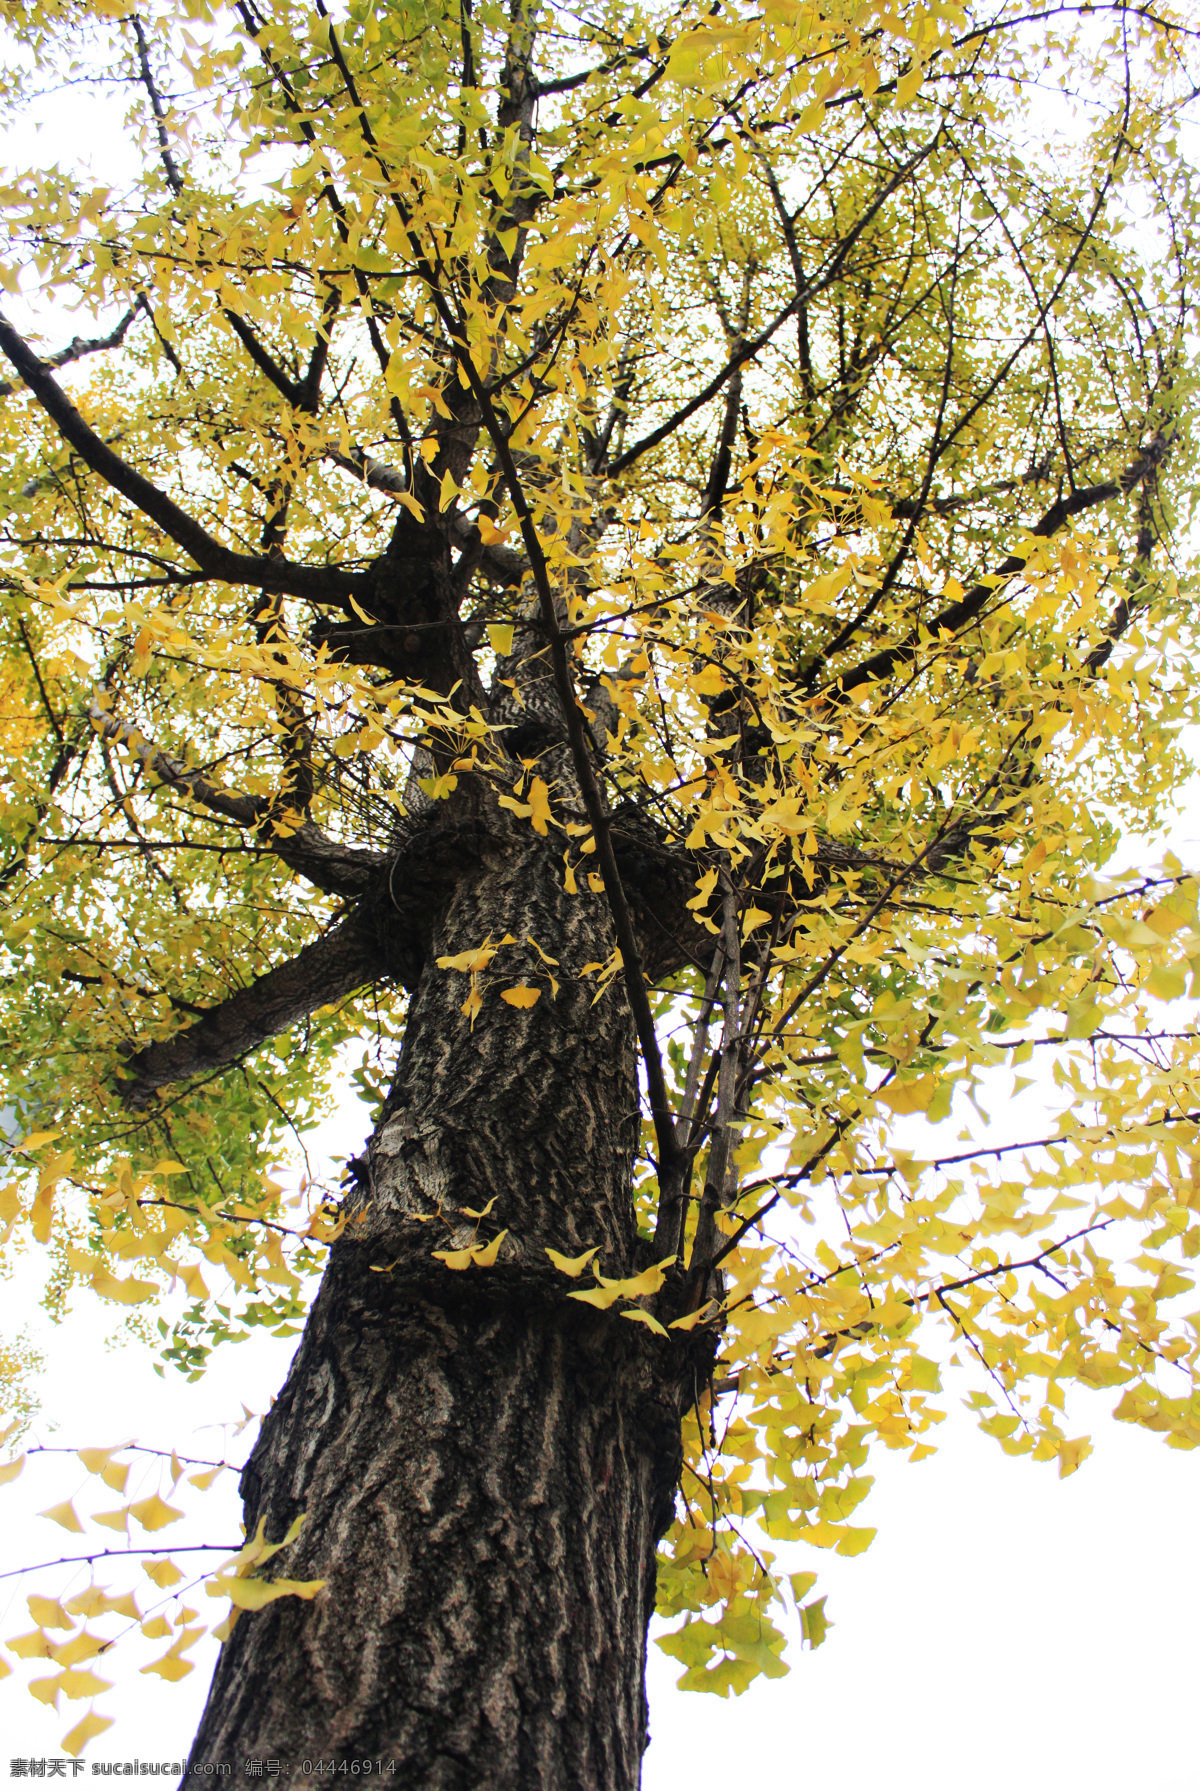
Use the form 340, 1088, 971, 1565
49, 1631, 106, 1667
76, 1447, 116, 1475
98, 1592, 139, 1622
236, 1512, 305, 1571
501, 985, 540, 1008
620, 1309, 669, 1337
30, 1184, 55, 1242
545, 1246, 600, 1278
469, 1229, 508, 1268
178, 1262, 209, 1300
93, 1509, 129, 1533
0, 1452, 25, 1485
141, 1626, 204, 1681
689, 664, 727, 696
62, 1708, 115, 1757
27, 1596, 70, 1630
567, 1285, 623, 1310
686, 868, 719, 911
600, 1257, 677, 1299
437, 941, 499, 973
1058, 1436, 1093, 1477
210, 1574, 326, 1612
873, 1077, 937, 1116
57, 1667, 112, 1701
140, 1616, 171, 1639
141, 1559, 183, 1589
40, 1500, 84, 1534
527, 777, 552, 835
669, 1304, 718, 1332
431, 1246, 475, 1270
141, 1652, 194, 1682
90, 1270, 157, 1304
461, 984, 483, 1026
129, 1495, 185, 1532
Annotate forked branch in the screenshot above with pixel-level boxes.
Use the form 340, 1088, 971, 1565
89, 705, 386, 897
0, 308, 138, 399
0, 312, 365, 611
832, 434, 1173, 696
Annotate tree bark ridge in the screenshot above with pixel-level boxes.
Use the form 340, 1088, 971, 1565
183, 827, 686, 1789
187, 1258, 678, 1788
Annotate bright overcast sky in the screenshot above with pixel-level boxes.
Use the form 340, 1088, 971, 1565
1, 32, 1198, 1790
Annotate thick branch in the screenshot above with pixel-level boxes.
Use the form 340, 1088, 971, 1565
450, 359, 684, 1179
298, 285, 341, 412
700, 365, 743, 521
324, 447, 527, 585
132, 9, 337, 417
318, 44, 690, 1170
88, 705, 385, 897
0, 312, 365, 610
222, 309, 308, 408
118, 913, 380, 1108
325, 444, 408, 497
832, 436, 1171, 696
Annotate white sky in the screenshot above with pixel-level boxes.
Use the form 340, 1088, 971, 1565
1, 27, 1199, 1790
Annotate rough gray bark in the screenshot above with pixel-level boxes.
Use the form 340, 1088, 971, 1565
184, 820, 692, 1788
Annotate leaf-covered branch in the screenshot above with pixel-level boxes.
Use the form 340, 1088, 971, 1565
86, 703, 387, 897
0, 307, 138, 399
118, 911, 380, 1108
0, 312, 366, 610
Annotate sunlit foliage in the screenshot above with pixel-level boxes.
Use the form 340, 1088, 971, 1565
0, 0, 1197, 1743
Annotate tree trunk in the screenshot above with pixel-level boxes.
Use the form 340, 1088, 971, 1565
185, 812, 686, 1788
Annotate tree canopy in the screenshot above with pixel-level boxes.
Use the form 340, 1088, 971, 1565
0, 0, 1198, 1760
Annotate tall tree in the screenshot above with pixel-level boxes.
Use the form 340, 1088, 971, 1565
0, 0, 1198, 1779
